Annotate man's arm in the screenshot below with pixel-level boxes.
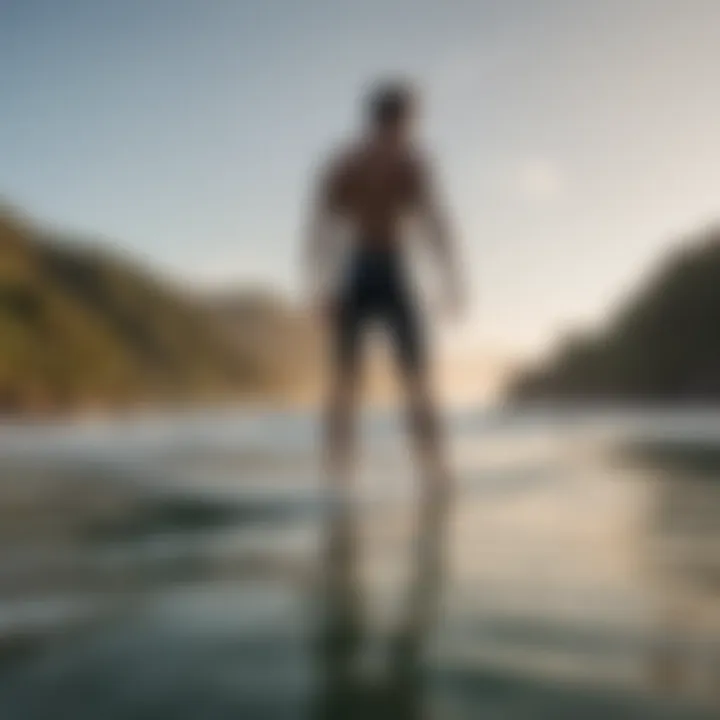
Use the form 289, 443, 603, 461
303, 155, 346, 312
414, 156, 464, 315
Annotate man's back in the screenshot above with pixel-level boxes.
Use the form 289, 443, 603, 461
325, 139, 425, 248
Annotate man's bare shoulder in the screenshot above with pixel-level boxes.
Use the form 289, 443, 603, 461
322, 141, 363, 180
314, 141, 362, 207
396, 143, 434, 200
403, 143, 433, 175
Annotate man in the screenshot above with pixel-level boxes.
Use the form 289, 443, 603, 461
305, 80, 463, 489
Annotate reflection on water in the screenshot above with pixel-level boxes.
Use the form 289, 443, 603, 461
313, 489, 448, 719
640, 457, 720, 700
0, 409, 718, 718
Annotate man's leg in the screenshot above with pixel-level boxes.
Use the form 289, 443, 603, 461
389, 296, 449, 496
325, 296, 364, 489
324, 367, 359, 488
403, 369, 448, 494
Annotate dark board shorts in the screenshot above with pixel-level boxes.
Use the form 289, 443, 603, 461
333, 245, 426, 379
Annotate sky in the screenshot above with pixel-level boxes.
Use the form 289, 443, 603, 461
3, 0, 720, 360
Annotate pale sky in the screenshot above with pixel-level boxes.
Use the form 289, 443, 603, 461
3, 0, 720, 359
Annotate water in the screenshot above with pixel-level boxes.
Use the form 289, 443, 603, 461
0, 408, 719, 718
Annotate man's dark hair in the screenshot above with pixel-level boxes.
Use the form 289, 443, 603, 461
367, 81, 415, 127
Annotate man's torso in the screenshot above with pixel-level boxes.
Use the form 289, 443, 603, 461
326, 140, 424, 248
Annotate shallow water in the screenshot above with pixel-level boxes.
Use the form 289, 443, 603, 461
0, 408, 719, 718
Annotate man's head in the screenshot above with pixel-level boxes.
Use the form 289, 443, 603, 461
366, 80, 417, 138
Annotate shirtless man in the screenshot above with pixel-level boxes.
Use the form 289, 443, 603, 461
305, 80, 462, 489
